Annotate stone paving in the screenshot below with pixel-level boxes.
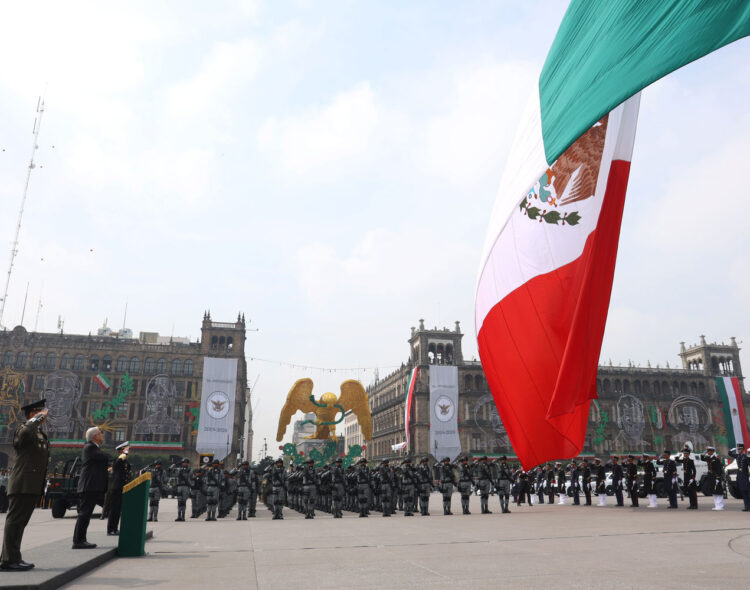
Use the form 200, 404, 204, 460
2, 494, 749, 589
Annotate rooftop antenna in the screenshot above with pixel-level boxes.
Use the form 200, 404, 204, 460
122, 301, 128, 330
0, 97, 45, 330
33, 281, 43, 331
19, 282, 30, 326
57, 315, 64, 334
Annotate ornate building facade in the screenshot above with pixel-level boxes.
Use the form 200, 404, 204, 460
365, 321, 746, 462
0, 312, 249, 468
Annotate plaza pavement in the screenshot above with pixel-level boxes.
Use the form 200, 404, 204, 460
2, 494, 749, 589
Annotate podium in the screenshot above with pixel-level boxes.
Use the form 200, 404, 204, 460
117, 472, 151, 557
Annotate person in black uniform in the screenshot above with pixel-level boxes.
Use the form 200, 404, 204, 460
438, 457, 456, 515
457, 456, 473, 515
594, 458, 607, 506
625, 455, 639, 507
107, 441, 132, 535
639, 453, 657, 508
569, 461, 580, 505
0, 399, 49, 571
545, 463, 555, 504
657, 450, 678, 508
701, 446, 725, 511
379, 459, 395, 517
73, 426, 109, 549
676, 448, 698, 509
607, 456, 624, 506
728, 443, 750, 511
581, 459, 592, 506
556, 462, 567, 505
174, 457, 191, 521
417, 457, 433, 516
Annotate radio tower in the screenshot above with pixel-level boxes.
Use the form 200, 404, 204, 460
0, 97, 45, 330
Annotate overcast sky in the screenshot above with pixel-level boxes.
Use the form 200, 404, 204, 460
1, 1, 748, 458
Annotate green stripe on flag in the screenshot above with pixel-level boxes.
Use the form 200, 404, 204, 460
716, 377, 736, 449
540, 0, 750, 164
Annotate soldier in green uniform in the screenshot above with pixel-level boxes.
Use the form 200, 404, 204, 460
0, 399, 49, 571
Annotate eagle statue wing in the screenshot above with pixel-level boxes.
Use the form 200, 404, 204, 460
338, 380, 372, 441
276, 378, 317, 441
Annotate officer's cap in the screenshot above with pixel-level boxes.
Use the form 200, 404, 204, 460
582, 458, 588, 463
499, 455, 507, 461
611, 455, 619, 461
555, 462, 561, 466
21, 398, 46, 416
627, 455, 635, 459
682, 448, 691, 454
241, 460, 250, 466
593, 457, 600, 463
737, 443, 745, 448
662, 450, 671, 456
706, 446, 716, 452
115, 441, 130, 451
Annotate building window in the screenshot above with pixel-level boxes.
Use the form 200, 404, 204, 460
116, 356, 127, 372
130, 357, 140, 374
102, 356, 112, 372
15, 352, 27, 369
157, 359, 167, 374
144, 358, 155, 374
171, 359, 182, 376
73, 355, 84, 370
60, 354, 71, 370
45, 353, 56, 369
116, 402, 128, 418
90, 356, 99, 371
2, 351, 13, 368
174, 404, 183, 418
183, 359, 194, 376
32, 352, 43, 369
89, 401, 101, 415
175, 381, 185, 396
91, 380, 103, 394
114, 428, 126, 442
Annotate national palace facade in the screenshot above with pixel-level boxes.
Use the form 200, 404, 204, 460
0, 312, 249, 468
363, 320, 746, 462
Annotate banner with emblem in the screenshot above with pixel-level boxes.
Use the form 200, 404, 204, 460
429, 365, 461, 462
196, 357, 238, 459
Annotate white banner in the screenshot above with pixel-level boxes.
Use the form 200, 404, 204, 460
196, 357, 238, 459
429, 365, 462, 462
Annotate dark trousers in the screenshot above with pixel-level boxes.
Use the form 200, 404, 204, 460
1, 494, 38, 564
666, 483, 678, 508
74, 492, 104, 543
0, 488, 8, 512
614, 486, 624, 506
107, 489, 123, 533
630, 483, 639, 507
584, 485, 592, 505
740, 488, 750, 510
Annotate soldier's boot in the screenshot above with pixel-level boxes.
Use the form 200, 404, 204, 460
443, 500, 450, 515
153, 505, 159, 522
461, 497, 470, 515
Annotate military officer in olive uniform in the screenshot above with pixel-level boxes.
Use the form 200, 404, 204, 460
476, 456, 493, 514
1, 400, 49, 571
495, 456, 513, 513
457, 456, 474, 515
107, 441, 132, 535
174, 457, 191, 521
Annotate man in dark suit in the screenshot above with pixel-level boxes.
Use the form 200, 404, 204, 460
1, 399, 50, 571
729, 442, 750, 511
73, 427, 110, 549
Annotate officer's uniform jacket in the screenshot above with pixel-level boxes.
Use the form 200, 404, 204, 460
8, 417, 50, 496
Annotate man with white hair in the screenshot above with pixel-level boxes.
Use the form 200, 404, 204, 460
73, 427, 110, 549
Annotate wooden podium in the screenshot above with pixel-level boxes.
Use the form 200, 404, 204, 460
117, 472, 151, 557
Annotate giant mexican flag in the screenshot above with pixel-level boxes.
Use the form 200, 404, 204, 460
476, 1, 750, 469
716, 377, 749, 449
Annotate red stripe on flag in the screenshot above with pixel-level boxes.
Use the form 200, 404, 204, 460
730, 377, 750, 446
478, 160, 631, 469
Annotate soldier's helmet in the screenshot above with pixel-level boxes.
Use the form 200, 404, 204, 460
334, 458, 343, 464
441, 457, 450, 463
381, 459, 390, 465
403, 458, 412, 464
499, 455, 507, 461
480, 456, 488, 461
212, 459, 220, 465
460, 456, 468, 462
421, 457, 429, 463
306, 458, 314, 464
241, 460, 250, 467
155, 459, 162, 465
358, 458, 367, 465
275, 457, 283, 464
181, 457, 190, 463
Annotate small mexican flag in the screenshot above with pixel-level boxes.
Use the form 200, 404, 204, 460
93, 373, 112, 391
716, 377, 749, 448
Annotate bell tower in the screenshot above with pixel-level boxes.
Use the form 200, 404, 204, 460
200, 311, 246, 356
408, 319, 464, 366
680, 335, 744, 392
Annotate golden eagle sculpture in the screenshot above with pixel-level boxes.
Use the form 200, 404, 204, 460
276, 378, 372, 442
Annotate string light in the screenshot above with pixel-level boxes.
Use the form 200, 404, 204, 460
248, 356, 401, 373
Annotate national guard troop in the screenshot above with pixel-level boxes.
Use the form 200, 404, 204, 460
345, 465, 357, 512
301, 459, 319, 519
657, 450, 679, 509
475, 456, 493, 514
594, 458, 607, 506
330, 458, 346, 518
190, 465, 207, 518
1, 400, 49, 572
639, 453, 657, 508
174, 457, 191, 521
556, 462, 567, 505
438, 457, 457, 515
535, 466, 545, 504
236, 461, 252, 520
248, 464, 260, 517
494, 456, 513, 513
318, 463, 332, 515
676, 448, 697, 509
456, 456, 474, 514
268, 458, 287, 520
147, 459, 168, 522
204, 459, 224, 521
107, 441, 132, 535
219, 467, 236, 518
393, 464, 404, 512
378, 459, 395, 517
581, 458, 592, 505
400, 458, 418, 516
729, 443, 750, 511
608, 456, 624, 506
624, 456, 638, 507
701, 446, 725, 510
569, 461, 580, 505
355, 458, 371, 517
417, 457, 433, 516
